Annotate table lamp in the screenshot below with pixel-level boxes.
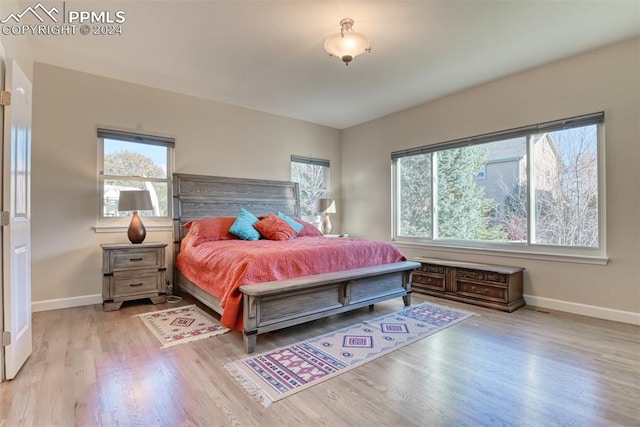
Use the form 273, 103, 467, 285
118, 190, 153, 244
317, 198, 336, 234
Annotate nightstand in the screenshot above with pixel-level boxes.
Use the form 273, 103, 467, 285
325, 233, 350, 238
101, 242, 167, 311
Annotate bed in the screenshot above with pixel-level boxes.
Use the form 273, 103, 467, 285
172, 173, 420, 353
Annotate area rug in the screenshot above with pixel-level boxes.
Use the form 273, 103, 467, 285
135, 304, 229, 348
225, 302, 474, 407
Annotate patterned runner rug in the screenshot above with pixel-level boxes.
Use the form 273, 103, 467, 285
225, 302, 474, 407
135, 304, 229, 348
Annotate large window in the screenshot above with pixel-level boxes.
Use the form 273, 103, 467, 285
392, 112, 604, 258
290, 155, 330, 221
98, 129, 174, 225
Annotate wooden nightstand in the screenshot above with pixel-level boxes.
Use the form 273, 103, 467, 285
101, 242, 167, 311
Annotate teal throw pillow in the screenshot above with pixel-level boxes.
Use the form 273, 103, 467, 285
229, 208, 261, 241
277, 211, 303, 234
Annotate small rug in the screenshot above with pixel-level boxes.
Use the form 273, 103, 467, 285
225, 302, 474, 407
135, 304, 230, 348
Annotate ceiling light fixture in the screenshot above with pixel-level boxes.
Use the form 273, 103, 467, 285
324, 18, 371, 66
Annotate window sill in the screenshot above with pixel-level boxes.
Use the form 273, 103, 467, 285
393, 241, 609, 266
94, 224, 173, 233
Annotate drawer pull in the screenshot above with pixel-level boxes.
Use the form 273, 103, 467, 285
129, 258, 144, 262
129, 283, 144, 287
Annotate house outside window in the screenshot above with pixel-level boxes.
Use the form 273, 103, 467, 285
392, 112, 605, 259
290, 155, 330, 222
98, 128, 174, 226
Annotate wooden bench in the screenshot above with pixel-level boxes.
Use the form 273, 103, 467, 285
239, 260, 420, 353
410, 257, 525, 312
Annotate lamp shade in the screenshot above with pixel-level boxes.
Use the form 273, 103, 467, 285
316, 198, 336, 214
118, 190, 153, 212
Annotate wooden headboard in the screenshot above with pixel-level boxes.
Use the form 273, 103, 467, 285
172, 174, 300, 251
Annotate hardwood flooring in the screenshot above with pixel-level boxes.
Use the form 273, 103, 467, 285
1, 293, 638, 426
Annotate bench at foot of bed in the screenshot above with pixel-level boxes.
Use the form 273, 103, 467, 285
239, 260, 420, 354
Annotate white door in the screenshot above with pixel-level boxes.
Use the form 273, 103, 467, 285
1, 58, 32, 380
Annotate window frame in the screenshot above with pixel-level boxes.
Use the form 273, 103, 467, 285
97, 128, 175, 229
391, 112, 607, 263
290, 155, 330, 222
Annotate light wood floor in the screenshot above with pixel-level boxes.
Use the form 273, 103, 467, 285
1, 293, 639, 427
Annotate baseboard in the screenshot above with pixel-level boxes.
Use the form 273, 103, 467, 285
32, 294, 102, 312
524, 295, 640, 325
30, 293, 640, 325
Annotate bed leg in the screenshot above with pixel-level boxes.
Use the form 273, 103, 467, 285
244, 331, 257, 354
403, 292, 412, 306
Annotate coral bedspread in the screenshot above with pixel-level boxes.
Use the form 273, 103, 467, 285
176, 234, 406, 330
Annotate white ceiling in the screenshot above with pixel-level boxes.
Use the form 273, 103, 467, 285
21, 0, 640, 129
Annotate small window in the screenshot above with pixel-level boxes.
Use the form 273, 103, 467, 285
290, 155, 330, 221
98, 129, 174, 225
476, 165, 487, 180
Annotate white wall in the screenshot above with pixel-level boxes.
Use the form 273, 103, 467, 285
341, 38, 640, 322
31, 63, 340, 308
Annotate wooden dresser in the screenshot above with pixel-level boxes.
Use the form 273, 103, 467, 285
410, 257, 525, 312
101, 242, 167, 311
